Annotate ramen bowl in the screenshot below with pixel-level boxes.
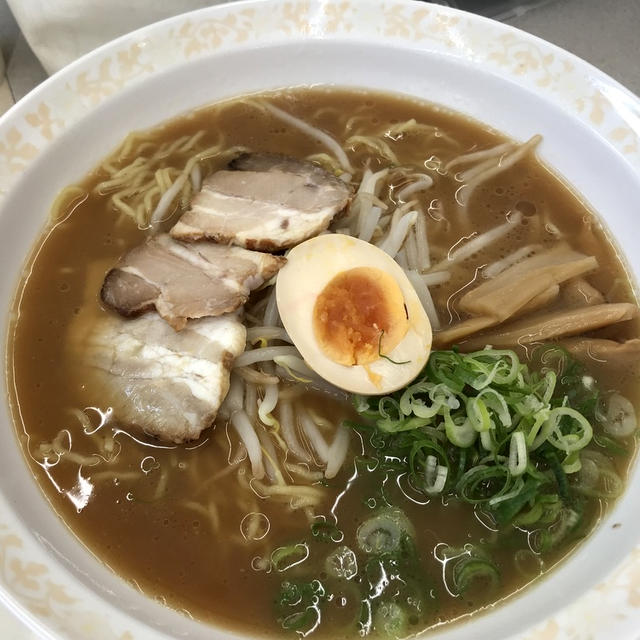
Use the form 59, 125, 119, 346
1, 1, 640, 639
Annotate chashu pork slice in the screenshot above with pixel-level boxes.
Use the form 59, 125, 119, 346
101, 234, 285, 330
82, 311, 246, 443
170, 152, 352, 251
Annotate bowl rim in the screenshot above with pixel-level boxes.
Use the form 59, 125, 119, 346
2, 1, 640, 639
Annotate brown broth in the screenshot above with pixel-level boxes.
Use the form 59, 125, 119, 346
6, 87, 640, 638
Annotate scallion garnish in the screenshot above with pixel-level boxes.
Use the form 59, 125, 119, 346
350, 346, 622, 529
377, 330, 410, 365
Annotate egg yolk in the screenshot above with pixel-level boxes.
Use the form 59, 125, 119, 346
312, 266, 409, 366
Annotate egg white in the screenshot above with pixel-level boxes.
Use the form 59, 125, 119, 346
276, 234, 432, 395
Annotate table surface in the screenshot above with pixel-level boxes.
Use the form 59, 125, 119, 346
0, 0, 639, 637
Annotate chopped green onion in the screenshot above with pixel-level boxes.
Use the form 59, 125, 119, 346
479, 429, 497, 453
593, 433, 628, 455
276, 580, 326, 633
436, 544, 500, 595
454, 557, 500, 593
456, 465, 510, 504
514, 549, 544, 577
602, 393, 637, 438
350, 346, 608, 529
508, 432, 527, 476
465, 348, 520, 388
443, 408, 476, 448
488, 476, 525, 506
311, 521, 344, 543
528, 507, 582, 553
467, 396, 491, 432
373, 601, 408, 637
561, 450, 582, 474
511, 492, 561, 527
491, 477, 545, 526
576, 451, 623, 498
271, 543, 309, 572
424, 455, 448, 495
357, 507, 414, 554
324, 545, 358, 580
546, 407, 593, 453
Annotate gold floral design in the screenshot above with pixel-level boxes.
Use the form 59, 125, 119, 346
383, 5, 431, 38
576, 88, 640, 154
25, 103, 64, 141
0, 127, 39, 174
279, 2, 312, 35
69, 43, 153, 106
324, 1, 353, 33
382, 4, 461, 46
576, 91, 610, 126
489, 33, 575, 88
173, 10, 256, 57
616, 128, 638, 155
0, 523, 134, 639
522, 620, 559, 640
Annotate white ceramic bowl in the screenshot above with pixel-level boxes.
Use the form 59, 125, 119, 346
2, 1, 640, 639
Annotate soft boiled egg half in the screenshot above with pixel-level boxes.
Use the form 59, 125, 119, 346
276, 234, 432, 395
